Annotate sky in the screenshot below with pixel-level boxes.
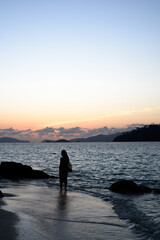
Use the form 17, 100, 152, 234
1, 0, 160, 141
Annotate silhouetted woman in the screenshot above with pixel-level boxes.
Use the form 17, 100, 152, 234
59, 150, 69, 191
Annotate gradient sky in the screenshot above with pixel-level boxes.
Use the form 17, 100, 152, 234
1, 0, 160, 140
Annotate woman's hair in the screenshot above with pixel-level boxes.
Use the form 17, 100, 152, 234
61, 149, 68, 158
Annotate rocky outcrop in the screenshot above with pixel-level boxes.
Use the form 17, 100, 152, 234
109, 180, 160, 194
0, 190, 4, 198
113, 124, 160, 141
0, 161, 56, 180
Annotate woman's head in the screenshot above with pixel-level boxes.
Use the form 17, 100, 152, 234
61, 149, 67, 157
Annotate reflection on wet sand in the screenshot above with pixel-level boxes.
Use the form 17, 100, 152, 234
57, 191, 69, 212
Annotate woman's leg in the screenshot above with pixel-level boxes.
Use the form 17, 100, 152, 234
60, 178, 63, 191
65, 178, 67, 191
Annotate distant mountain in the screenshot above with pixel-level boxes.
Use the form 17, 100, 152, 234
0, 137, 30, 143
71, 133, 121, 142
42, 139, 56, 143
42, 139, 70, 143
42, 133, 121, 143
56, 139, 70, 142
113, 124, 160, 142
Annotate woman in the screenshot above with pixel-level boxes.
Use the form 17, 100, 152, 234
59, 150, 69, 191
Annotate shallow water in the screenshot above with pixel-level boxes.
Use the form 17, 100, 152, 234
0, 142, 160, 239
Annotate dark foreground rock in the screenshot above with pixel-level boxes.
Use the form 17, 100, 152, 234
0, 190, 4, 198
109, 180, 160, 194
0, 161, 56, 180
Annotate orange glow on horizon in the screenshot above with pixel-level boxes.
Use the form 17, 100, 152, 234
1, 106, 159, 132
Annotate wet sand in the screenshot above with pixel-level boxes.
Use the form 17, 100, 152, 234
0, 199, 18, 240
0, 181, 141, 240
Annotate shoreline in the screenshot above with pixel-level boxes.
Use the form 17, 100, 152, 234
0, 180, 142, 240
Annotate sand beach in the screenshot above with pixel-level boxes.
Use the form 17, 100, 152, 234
0, 180, 142, 240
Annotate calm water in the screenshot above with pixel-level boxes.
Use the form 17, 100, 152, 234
0, 142, 160, 239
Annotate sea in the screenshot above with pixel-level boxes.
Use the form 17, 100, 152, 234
0, 142, 160, 240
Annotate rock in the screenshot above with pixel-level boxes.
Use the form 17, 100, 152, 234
153, 188, 160, 194
0, 161, 56, 180
138, 185, 152, 193
109, 180, 152, 194
0, 190, 4, 198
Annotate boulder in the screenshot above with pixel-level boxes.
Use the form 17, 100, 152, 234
153, 188, 160, 194
0, 190, 4, 198
109, 180, 152, 194
0, 161, 56, 180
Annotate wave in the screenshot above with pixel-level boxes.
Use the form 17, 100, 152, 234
112, 197, 160, 240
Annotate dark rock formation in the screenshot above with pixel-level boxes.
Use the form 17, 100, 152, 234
0, 161, 56, 180
109, 180, 160, 194
153, 188, 160, 194
0, 190, 4, 198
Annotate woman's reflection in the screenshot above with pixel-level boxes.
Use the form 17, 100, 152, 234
57, 191, 69, 212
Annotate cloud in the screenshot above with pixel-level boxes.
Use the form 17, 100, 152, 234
33, 126, 85, 139
56, 127, 85, 137
126, 124, 145, 130
81, 124, 147, 137
115, 124, 146, 133
84, 126, 109, 137
0, 128, 33, 141
0, 128, 32, 137
34, 127, 56, 136
0, 123, 150, 141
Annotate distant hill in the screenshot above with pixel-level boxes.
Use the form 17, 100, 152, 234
71, 133, 121, 142
113, 124, 160, 142
42, 139, 56, 143
56, 139, 70, 142
42, 139, 70, 143
42, 133, 121, 143
0, 137, 30, 143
